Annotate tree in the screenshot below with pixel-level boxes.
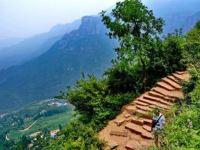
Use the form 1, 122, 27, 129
194, 21, 200, 29
101, 0, 164, 91
184, 21, 200, 66
66, 76, 108, 123
162, 34, 186, 73
65, 76, 133, 128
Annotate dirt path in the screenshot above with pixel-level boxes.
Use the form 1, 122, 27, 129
99, 71, 190, 150
19, 120, 38, 132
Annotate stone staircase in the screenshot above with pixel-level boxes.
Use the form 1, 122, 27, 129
99, 71, 190, 150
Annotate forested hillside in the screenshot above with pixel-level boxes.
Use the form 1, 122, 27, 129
10, 0, 199, 149
0, 99, 74, 149
144, 0, 200, 34
0, 16, 117, 112
1, 0, 200, 113
0, 19, 80, 70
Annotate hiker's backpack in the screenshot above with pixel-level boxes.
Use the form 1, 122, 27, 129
152, 115, 163, 129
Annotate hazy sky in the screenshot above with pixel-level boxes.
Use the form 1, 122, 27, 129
0, 0, 121, 40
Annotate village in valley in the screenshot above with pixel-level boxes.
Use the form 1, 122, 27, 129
0, 98, 74, 147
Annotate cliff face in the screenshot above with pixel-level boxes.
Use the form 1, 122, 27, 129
79, 16, 105, 35
0, 16, 117, 112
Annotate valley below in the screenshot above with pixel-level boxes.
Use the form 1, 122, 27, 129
0, 99, 74, 146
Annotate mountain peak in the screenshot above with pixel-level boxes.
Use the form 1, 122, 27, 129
78, 16, 105, 35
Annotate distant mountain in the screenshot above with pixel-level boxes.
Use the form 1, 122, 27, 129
0, 37, 24, 49
182, 11, 200, 33
0, 19, 81, 70
0, 16, 117, 112
144, 0, 200, 34
144, 0, 200, 16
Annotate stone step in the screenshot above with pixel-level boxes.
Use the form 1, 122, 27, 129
152, 87, 184, 100
148, 91, 174, 102
167, 75, 180, 84
124, 113, 131, 119
136, 105, 152, 112
148, 105, 159, 110
125, 123, 153, 139
131, 117, 152, 126
125, 140, 141, 150
131, 117, 144, 126
125, 105, 136, 114
178, 72, 190, 81
107, 140, 118, 149
140, 95, 173, 108
134, 101, 149, 107
152, 87, 179, 100
125, 123, 142, 134
151, 87, 166, 97
138, 97, 170, 110
143, 125, 152, 132
156, 81, 175, 91
142, 118, 152, 125
141, 130, 154, 139
114, 119, 126, 126
135, 109, 152, 119
148, 91, 166, 99
172, 73, 185, 81
143, 94, 173, 106
176, 71, 185, 75
110, 130, 128, 137
161, 77, 182, 89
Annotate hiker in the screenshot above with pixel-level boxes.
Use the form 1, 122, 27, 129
152, 108, 165, 147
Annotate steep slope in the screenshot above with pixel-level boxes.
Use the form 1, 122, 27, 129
144, 0, 200, 34
0, 16, 117, 112
182, 11, 200, 33
0, 37, 24, 49
0, 19, 80, 70
99, 71, 190, 149
144, 0, 200, 16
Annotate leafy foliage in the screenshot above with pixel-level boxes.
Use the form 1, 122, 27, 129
183, 22, 200, 66
0, 100, 73, 150
44, 120, 103, 150
101, 0, 188, 94
162, 34, 186, 73
101, 0, 164, 92
66, 76, 134, 129
0, 16, 116, 112
159, 68, 200, 149
194, 21, 200, 29
14, 1, 200, 150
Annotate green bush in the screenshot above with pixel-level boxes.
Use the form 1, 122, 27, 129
45, 120, 103, 150
65, 75, 135, 129
159, 68, 200, 149
17, 2, 200, 150
105, 59, 143, 93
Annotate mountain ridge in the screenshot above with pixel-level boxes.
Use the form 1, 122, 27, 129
0, 16, 117, 112
0, 19, 81, 70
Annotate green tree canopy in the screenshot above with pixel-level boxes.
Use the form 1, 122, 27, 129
184, 21, 200, 66
101, 0, 164, 92
194, 20, 200, 29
